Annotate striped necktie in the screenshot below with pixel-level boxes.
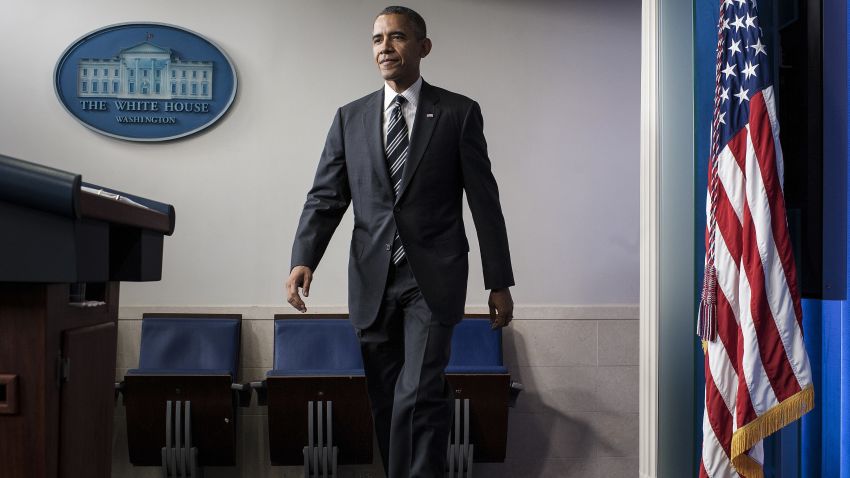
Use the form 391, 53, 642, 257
386, 95, 409, 265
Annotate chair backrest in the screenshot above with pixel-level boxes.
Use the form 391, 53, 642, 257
271, 318, 364, 375
135, 314, 242, 378
447, 317, 507, 374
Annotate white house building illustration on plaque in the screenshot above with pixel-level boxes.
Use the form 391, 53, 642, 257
77, 42, 213, 100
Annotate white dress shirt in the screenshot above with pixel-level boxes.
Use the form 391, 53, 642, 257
382, 76, 422, 148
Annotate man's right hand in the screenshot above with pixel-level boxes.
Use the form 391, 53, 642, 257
286, 266, 313, 312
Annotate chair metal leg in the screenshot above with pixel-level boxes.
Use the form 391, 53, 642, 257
447, 434, 453, 477
326, 401, 333, 478
447, 399, 474, 478
466, 445, 475, 478
160, 400, 202, 477
463, 400, 471, 478
184, 401, 201, 477
302, 401, 339, 477
302, 447, 311, 478
185, 401, 192, 477
176, 401, 184, 477
162, 400, 173, 477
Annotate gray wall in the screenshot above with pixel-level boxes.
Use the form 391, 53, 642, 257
0, 1, 642, 477
0, 0, 640, 308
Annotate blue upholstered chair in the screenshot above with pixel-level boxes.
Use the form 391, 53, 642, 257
260, 315, 372, 477
445, 316, 523, 476
119, 313, 246, 475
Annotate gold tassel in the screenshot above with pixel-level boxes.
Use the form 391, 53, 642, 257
702, 340, 708, 354
730, 385, 815, 477
732, 454, 764, 478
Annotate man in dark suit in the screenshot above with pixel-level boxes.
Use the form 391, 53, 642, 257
286, 6, 514, 477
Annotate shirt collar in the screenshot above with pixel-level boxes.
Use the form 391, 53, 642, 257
384, 76, 423, 111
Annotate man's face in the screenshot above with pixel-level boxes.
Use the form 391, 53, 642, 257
372, 14, 431, 90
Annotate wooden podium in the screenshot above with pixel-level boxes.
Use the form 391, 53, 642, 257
0, 155, 175, 478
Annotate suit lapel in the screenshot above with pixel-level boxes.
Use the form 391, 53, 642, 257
396, 81, 439, 204
362, 88, 394, 194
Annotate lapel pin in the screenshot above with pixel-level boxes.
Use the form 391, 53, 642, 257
427, 113, 434, 118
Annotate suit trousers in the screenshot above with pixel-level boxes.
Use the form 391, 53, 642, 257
357, 260, 456, 478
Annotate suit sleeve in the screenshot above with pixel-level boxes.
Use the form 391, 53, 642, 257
460, 101, 515, 290
290, 108, 350, 272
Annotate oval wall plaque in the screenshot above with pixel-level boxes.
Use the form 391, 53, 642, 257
54, 22, 237, 142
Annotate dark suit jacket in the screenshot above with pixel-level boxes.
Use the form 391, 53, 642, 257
291, 81, 514, 329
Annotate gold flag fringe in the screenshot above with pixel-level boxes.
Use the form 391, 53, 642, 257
730, 384, 815, 478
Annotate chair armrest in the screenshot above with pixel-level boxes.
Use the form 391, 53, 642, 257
508, 381, 524, 408
231, 382, 253, 407
114, 381, 125, 403
250, 380, 268, 406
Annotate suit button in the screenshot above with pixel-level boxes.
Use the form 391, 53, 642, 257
385, 243, 392, 251
394, 207, 401, 213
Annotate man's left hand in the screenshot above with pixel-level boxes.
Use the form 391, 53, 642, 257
488, 288, 514, 329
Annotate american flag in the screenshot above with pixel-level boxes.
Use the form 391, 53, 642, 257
698, 0, 815, 477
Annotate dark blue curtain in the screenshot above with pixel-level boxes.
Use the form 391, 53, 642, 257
798, 0, 850, 475
694, 0, 714, 470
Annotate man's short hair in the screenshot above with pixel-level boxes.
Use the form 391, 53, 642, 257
378, 6, 427, 40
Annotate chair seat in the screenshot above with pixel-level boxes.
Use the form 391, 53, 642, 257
445, 365, 508, 374
267, 368, 365, 377
127, 368, 234, 377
